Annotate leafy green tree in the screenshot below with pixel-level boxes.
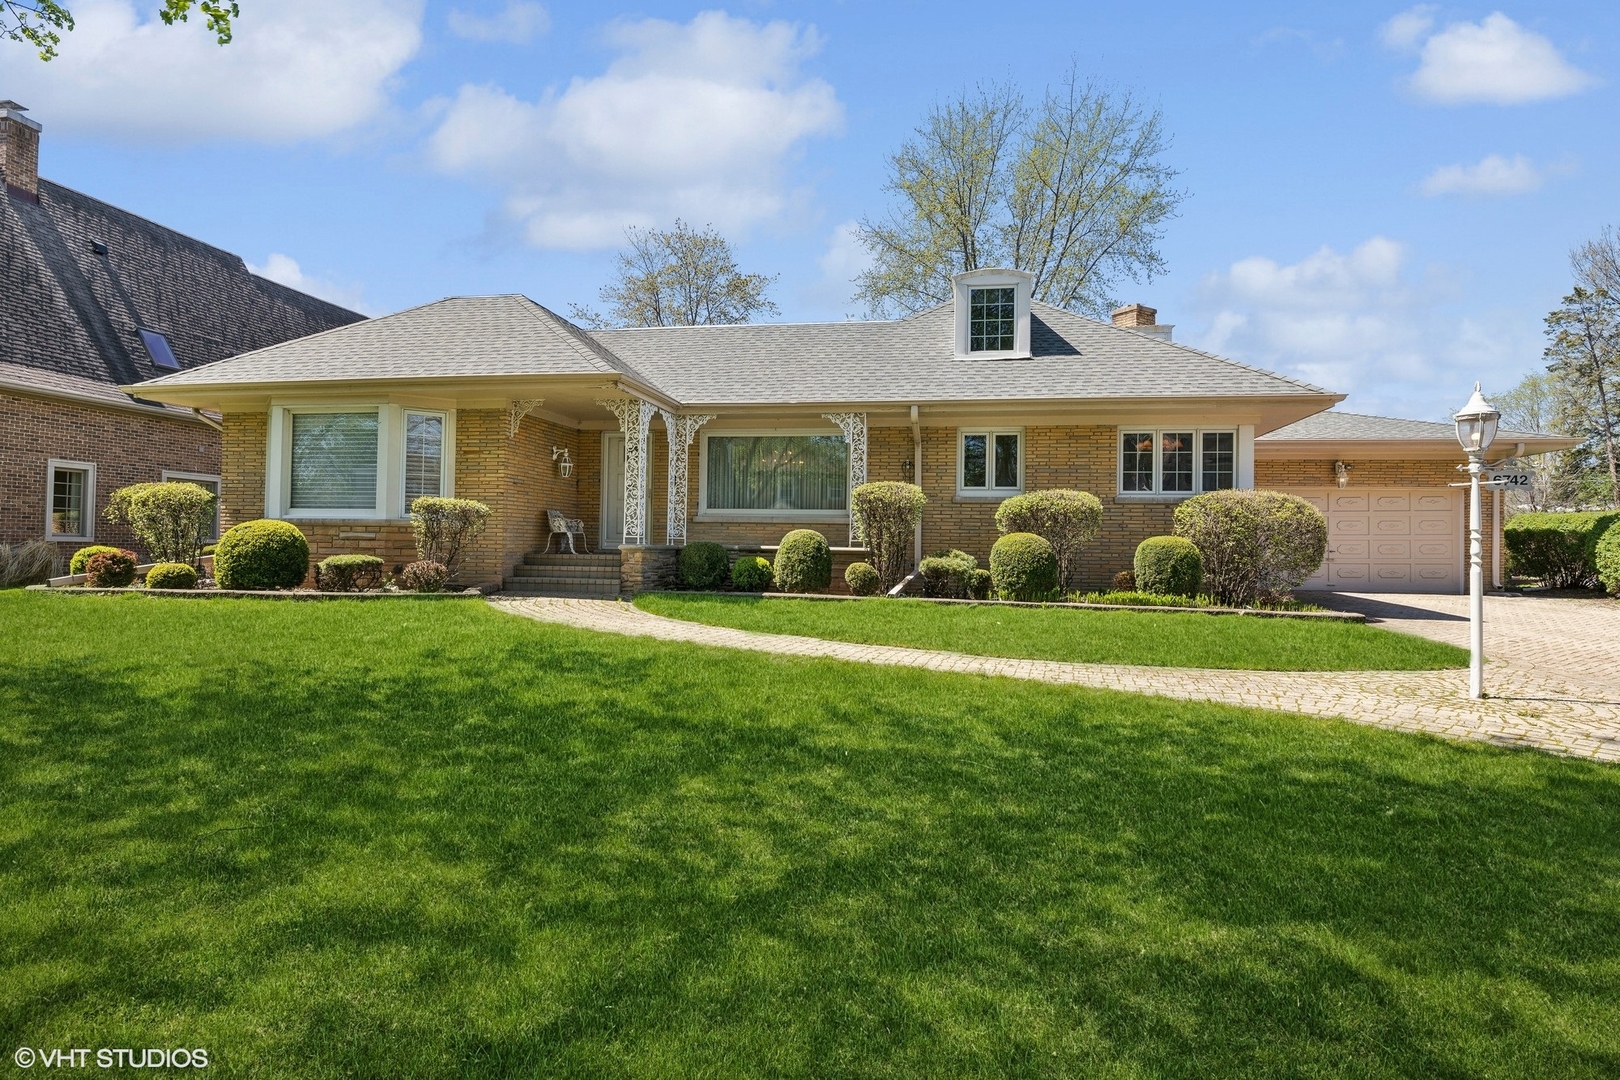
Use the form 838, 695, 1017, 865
855, 68, 1183, 318
1494, 372, 1563, 511
2, 0, 236, 60
1544, 284, 1620, 508
569, 220, 779, 329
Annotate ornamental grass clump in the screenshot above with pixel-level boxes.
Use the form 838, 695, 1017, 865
844, 561, 881, 596
1503, 511, 1619, 589
214, 520, 310, 590
1, 540, 57, 588
1134, 536, 1203, 598
1173, 490, 1327, 607
731, 555, 774, 592
989, 532, 1059, 601
84, 549, 138, 588
145, 562, 198, 591
400, 560, 450, 593
315, 554, 384, 592
919, 549, 977, 598
104, 481, 216, 566
851, 481, 926, 591
409, 497, 491, 583
678, 542, 731, 589
773, 529, 832, 593
994, 489, 1102, 590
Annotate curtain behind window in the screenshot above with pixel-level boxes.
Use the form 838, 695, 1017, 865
707, 435, 848, 511
291, 412, 379, 510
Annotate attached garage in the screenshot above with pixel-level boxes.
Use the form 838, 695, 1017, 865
1255, 411, 1577, 595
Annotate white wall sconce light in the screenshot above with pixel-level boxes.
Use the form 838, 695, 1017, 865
1334, 461, 1351, 489
552, 446, 573, 478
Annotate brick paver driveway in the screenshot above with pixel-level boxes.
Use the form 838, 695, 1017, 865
493, 596, 1620, 764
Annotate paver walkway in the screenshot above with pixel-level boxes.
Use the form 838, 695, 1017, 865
493, 596, 1620, 764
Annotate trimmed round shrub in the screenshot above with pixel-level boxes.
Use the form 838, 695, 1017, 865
732, 554, 774, 592
1596, 520, 1620, 596
409, 497, 492, 582
214, 519, 310, 590
851, 481, 927, 591
994, 489, 1103, 589
968, 567, 993, 600
1173, 490, 1326, 606
1134, 536, 1203, 597
845, 561, 881, 596
1113, 569, 1137, 591
145, 562, 198, 590
104, 481, 216, 566
989, 532, 1059, 601
919, 549, 977, 598
70, 545, 122, 576
773, 529, 832, 593
84, 549, 137, 588
400, 560, 449, 593
315, 554, 384, 592
678, 541, 731, 589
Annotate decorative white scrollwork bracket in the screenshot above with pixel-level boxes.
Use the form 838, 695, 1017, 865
822, 412, 868, 545
659, 411, 717, 546
508, 399, 544, 439
598, 397, 657, 545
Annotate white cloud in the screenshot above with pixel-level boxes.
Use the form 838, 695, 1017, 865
1196, 237, 1539, 419
0, 0, 423, 142
1392, 11, 1598, 104
447, 2, 549, 44
425, 11, 843, 249
799, 219, 872, 316
1420, 153, 1543, 196
248, 253, 370, 314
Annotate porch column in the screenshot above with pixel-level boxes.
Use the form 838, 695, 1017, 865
822, 412, 868, 545
659, 410, 717, 546
598, 397, 657, 546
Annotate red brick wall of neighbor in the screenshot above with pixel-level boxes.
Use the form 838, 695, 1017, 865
1, 390, 220, 562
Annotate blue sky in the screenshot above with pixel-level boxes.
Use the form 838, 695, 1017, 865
3, 1, 1614, 421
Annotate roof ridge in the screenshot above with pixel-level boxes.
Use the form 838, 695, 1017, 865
514, 297, 652, 382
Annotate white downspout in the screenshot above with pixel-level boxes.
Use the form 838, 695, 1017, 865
911, 405, 923, 569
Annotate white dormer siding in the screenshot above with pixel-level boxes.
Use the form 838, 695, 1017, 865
953, 268, 1033, 359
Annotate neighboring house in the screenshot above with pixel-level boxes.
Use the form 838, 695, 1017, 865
0, 101, 363, 564
128, 267, 1575, 595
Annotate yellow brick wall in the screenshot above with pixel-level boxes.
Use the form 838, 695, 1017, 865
220, 411, 267, 530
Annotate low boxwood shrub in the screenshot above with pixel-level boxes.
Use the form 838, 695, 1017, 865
678, 541, 731, 589
400, 560, 449, 593
968, 567, 992, 600
732, 554, 774, 592
844, 561, 881, 596
315, 554, 384, 592
84, 549, 138, 588
1595, 520, 1620, 596
919, 549, 977, 598
1173, 490, 1327, 606
2, 540, 57, 588
145, 562, 198, 590
989, 532, 1058, 601
994, 489, 1103, 589
774, 529, 832, 593
1134, 536, 1203, 597
851, 481, 926, 591
1503, 511, 1620, 589
70, 545, 122, 575
214, 519, 310, 590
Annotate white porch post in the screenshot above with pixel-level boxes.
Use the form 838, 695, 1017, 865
822, 412, 868, 545
660, 411, 716, 546
598, 398, 656, 546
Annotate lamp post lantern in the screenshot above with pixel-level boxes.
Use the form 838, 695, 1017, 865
1453, 382, 1500, 699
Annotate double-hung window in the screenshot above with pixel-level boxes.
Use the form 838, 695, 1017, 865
1118, 429, 1236, 496
403, 411, 447, 508
46, 459, 95, 541
959, 429, 1022, 495
703, 433, 849, 514
162, 470, 222, 540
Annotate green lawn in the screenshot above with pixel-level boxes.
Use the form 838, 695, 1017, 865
635, 593, 1470, 671
2, 592, 1615, 1078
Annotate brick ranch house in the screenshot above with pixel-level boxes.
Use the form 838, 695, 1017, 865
127, 267, 1573, 596
0, 101, 362, 565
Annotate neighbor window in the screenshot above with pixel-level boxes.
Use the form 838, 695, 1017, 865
403, 411, 446, 507
47, 459, 95, 540
289, 411, 379, 511
969, 287, 1016, 352
162, 470, 221, 540
959, 430, 1022, 493
1119, 429, 1237, 495
705, 434, 848, 512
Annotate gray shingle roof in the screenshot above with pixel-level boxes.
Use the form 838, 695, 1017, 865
136, 294, 652, 389
1260, 410, 1553, 443
0, 359, 197, 418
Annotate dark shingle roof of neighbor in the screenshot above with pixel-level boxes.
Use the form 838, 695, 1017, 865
137, 294, 1335, 405
1, 179, 363, 402
1259, 410, 1554, 442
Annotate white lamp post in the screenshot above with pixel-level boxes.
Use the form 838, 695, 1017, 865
1453, 382, 1500, 700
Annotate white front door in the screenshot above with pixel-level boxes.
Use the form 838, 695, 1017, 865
600, 433, 625, 549
1296, 488, 1461, 593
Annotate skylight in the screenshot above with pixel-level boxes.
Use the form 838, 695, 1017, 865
138, 328, 180, 371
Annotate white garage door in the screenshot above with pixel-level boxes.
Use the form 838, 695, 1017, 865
1294, 488, 1460, 593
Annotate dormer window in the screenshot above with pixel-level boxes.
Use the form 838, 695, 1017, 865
953, 268, 1033, 358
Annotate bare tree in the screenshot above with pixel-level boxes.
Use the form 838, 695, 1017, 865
1494, 372, 1560, 511
570, 221, 779, 329
3, 0, 236, 60
855, 67, 1183, 318
1544, 284, 1620, 507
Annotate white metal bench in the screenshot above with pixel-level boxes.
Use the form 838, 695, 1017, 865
545, 510, 590, 554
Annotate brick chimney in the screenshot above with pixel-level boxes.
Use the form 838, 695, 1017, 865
1110, 302, 1173, 342
0, 100, 41, 200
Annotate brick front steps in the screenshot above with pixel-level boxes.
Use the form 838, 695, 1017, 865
502, 552, 622, 599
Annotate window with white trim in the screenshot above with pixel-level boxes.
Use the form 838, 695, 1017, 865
1119, 429, 1236, 495
268, 404, 455, 520
290, 410, 379, 512
958, 429, 1022, 495
403, 410, 447, 509
702, 433, 848, 514
969, 287, 1016, 352
47, 459, 95, 541
162, 470, 222, 540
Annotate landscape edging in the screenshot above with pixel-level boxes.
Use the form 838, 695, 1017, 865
658, 590, 1367, 622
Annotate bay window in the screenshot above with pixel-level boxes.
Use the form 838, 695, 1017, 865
1118, 428, 1237, 496
703, 434, 848, 514
959, 429, 1022, 495
268, 405, 454, 519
